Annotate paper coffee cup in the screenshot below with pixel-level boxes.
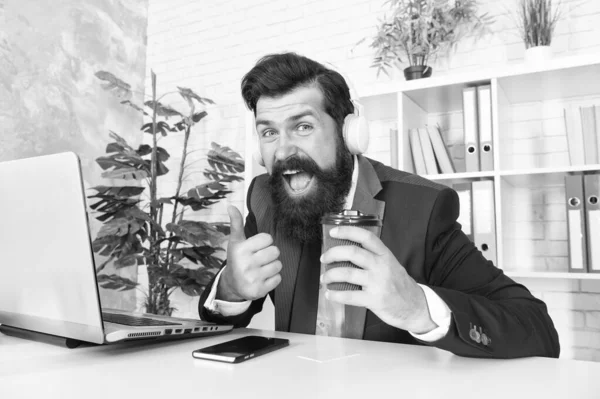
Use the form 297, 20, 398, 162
320, 210, 382, 291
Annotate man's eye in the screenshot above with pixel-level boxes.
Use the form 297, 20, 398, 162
297, 124, 312, 132
262, 130, 276, 138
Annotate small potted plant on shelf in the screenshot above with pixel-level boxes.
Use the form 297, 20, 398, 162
513, 0, 562, 63
369, 0, 493, 80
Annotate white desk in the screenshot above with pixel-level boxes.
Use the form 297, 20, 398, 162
1, 328, 597, 398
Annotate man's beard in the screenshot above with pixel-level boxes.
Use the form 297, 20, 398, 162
268, 141, 354, 243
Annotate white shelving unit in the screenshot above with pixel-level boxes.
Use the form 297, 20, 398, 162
359, 54, 600, 280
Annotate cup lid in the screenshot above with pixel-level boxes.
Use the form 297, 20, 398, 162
320, 209, 382, 226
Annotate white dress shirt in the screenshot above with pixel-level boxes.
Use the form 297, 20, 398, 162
204, 156, 452, 341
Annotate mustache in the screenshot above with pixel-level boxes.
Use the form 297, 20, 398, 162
271, 155, 322, 178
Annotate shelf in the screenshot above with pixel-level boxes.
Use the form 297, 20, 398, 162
505, 271, 600, 280
499, 62, 600, 105
499, 165, 600, 177
422, 166, 600, 183
358, 53, 600, 98
422, 171, 495, 181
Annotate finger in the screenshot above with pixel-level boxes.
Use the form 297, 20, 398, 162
258, 260, 282, 280
227, 206, 246, 243
325, 289, 369, 307
321, 266, 368, 287
262, 272, 282, 294
253, 245, 280, 265
320, 245, 373, 270
329, 226, 386, 256
244, 233, 274, 253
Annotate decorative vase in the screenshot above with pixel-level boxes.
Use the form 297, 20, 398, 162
403, 65, 433, 81
524, 45, 553, 65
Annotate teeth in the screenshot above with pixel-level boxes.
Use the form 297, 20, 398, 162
283, 169, 300, 175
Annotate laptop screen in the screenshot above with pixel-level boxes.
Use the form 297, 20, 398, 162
0, 152, 105, 344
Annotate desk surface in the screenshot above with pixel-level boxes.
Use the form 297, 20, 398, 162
1, 328, 598, 399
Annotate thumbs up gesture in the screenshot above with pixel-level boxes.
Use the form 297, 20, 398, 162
217, 206, 282, 302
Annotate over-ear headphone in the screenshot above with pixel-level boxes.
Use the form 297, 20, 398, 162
253, 62, 369, 167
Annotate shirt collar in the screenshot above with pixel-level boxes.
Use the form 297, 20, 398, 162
343, 155, 359, 210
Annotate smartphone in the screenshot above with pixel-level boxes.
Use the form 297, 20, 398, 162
192, 335, 290, 363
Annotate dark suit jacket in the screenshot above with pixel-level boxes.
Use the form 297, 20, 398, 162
199, 156, 560, 359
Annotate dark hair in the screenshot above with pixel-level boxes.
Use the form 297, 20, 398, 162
241, 52, 355, 134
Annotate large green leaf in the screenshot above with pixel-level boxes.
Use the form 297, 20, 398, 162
124, 207, 165, 238
120, 100, 148, 115
136, 144, 170, 162
144, 100, 182, 118
165, 220, 225, 247
92, 230, 145, 262
97, 216, 143, 238
164, 266, 217, 296
87, 194, 139, 222
96, 274, 138, 291
172, 111, 207, 132
187, 182, 226, 199
92, 235, 122, 257
89, 186, 145, 198
203, 169, 244, 183
210, 222, 231, 236
96, 156, 133, 171
207, 142, 244, 174
101, 167, 149, 180
173, 190, 230, 211
108, 131, 137, 155
141, 121, 172, 137
169, 245, 224, 267
177, 87, 215, 105
142, 159, 169, 177
95, 71, 132, 100
114, 254, 146, 269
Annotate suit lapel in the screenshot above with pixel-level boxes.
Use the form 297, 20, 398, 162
352, 156, 385, 222
349, 157, 385, 338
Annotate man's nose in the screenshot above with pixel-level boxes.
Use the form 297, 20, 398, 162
274, 132, 298, 162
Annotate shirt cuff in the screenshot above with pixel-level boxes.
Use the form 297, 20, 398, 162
204, 266, 251, 317
410, 284, 452, 342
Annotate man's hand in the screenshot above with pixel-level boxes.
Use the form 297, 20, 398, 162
217, 206, 282, 302
320, 226, 437, 334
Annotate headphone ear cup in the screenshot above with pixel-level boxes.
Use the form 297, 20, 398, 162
343, 113, 370, 155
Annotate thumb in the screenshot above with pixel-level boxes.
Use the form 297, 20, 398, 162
227, 205, 246, 243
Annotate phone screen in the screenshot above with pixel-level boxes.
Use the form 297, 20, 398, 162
192, 335, 289, 363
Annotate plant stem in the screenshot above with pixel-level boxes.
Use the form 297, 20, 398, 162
165, 122, 193, 267
147, 71, 164, 314
171, 126, 191, 225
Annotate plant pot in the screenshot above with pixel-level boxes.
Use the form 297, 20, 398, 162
403, 65, 433, 80
524, 45, 553, 65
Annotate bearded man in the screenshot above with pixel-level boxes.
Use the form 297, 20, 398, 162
197, 52, 560, 359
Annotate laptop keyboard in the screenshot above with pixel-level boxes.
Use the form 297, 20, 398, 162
102, 312, 182, 327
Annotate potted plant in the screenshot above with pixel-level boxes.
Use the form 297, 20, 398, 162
513, 0, 562, 63
89, 70, 244, 316
369, 0, 493, 80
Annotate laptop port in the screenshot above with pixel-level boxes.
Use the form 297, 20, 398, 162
164, 329, 172, 335
175, 329, 182, 334
184, 328, 192, 334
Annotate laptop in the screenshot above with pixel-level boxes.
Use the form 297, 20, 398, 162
0, 151, 233, 346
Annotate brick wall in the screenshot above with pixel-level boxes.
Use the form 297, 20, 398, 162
145, 0, 600, 360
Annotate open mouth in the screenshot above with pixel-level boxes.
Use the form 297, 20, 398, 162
282, 169, 314, 196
